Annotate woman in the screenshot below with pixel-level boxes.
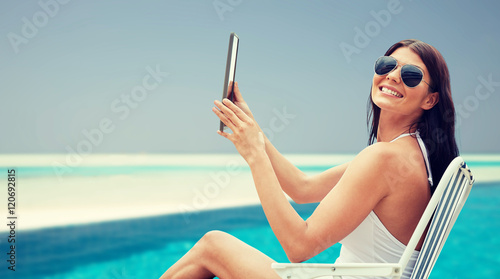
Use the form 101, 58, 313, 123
160, 39, 458, 279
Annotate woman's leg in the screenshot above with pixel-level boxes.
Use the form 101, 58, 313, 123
160, 230, 280, 279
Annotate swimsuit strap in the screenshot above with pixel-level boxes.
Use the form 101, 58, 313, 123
390, 132, 417, 143
390, 131, 433, 186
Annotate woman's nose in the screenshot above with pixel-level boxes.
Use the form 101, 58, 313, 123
386, 66, 402, 84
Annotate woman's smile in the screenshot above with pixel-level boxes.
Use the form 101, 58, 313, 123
379, 85, 403, 98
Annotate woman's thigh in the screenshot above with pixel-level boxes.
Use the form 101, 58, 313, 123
198, 230, 281, 279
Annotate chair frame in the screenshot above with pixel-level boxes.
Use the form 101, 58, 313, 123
272, 156, 475, 279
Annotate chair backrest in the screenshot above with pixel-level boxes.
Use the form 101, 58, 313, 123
397, 156, 474, 279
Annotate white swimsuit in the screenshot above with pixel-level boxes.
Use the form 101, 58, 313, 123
333, 131, 433, 279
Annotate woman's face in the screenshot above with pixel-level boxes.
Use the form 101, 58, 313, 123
371, 47, 438, 118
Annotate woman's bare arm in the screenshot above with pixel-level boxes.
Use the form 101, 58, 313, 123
213, 98, 391, 263
230, 82, 349, 203
264, 138, 349, 204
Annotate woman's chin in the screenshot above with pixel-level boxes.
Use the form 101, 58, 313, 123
373, 96, 397, 111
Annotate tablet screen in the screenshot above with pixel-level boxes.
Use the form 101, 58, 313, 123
220, 33, 239, 132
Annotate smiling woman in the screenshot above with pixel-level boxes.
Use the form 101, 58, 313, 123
368, 39, 459, 194
371, 48, 440, 138
161, 39, 458, 279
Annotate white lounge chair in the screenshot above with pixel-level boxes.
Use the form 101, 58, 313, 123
272, 156, 475, 279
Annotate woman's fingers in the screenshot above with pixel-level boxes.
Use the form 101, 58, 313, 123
214, 100, 239, 124
231, 82, 255, 119
212, 106, 237, 132
221, 98, 252, 123
232, 82, 244, 102
216, 129, 231, 139
213, 99, 250, 128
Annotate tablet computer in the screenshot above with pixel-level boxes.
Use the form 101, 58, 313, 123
219, 32, 239, 132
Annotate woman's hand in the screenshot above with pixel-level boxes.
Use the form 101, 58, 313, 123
213, 98, 266, 165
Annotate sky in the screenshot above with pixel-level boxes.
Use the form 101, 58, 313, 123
1, 0, 499, 154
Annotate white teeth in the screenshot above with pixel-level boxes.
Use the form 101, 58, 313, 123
381, 87, 402, 98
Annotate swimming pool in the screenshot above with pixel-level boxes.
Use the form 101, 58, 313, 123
1, 183, 499, 279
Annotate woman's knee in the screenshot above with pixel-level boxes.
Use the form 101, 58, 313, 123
196, 230, 243, 260
198, 230, 231, 250
190, 231, 233, 269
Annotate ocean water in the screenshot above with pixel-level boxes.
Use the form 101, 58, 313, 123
0, 154, 499, 278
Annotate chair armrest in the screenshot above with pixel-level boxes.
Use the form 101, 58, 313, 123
271, 262, 403, 279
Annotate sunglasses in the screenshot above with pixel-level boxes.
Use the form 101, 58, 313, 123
374, 56, 433, 89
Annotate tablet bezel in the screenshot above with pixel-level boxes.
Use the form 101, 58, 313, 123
219, 32, 239, 132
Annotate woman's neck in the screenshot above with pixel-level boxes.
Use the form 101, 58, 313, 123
376, 110, 420, 142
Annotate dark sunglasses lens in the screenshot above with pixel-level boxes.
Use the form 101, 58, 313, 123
401, 65, 423, 87
375, 57, 397, 75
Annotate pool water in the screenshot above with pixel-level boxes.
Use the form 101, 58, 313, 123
1, 184, 499, 279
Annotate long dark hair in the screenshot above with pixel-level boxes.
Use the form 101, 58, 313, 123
367, 39, 459, 193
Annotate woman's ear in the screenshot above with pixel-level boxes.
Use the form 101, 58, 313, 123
421, 92, 439, 110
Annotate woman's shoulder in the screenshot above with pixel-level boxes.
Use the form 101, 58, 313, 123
344, 143, 402, 182
355, 141, 428, 190
336, 143, 408, 204
353, 142, 420, 177
356, 142, 401, 162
